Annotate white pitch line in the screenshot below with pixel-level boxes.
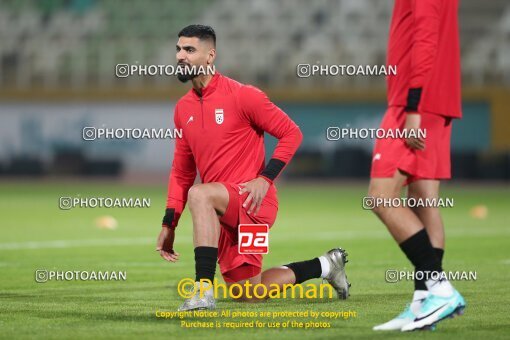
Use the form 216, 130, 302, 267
0, 231, 386, 251
0, 237, 161, 250
0, 227, 507, 251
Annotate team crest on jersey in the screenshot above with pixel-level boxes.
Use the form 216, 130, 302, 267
215, 109, 224, 124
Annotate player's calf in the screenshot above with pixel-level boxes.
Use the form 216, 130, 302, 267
408, 179, 444, 249
228, 267, 299, 302
367, 175, 402, 218
226, 275, 269, 303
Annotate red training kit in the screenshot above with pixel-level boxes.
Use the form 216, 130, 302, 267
387, 0, 462, 118
371, 0, 461, 181
165, 72, 303, 228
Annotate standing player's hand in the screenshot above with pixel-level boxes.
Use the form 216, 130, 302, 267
156, 227, 180, 262
404, 113, 425, 150
239, 177, 270, 216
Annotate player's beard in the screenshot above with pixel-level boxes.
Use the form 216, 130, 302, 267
177, 63, 196, 83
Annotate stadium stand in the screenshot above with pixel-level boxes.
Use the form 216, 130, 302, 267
0, 0, 509, 89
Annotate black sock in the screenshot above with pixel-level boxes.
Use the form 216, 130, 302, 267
194, 246, 218, 282
414, 248, 444, 290
284, 258, 322, 284
414, 273, 428, 291
400, 229, 442, 291
413, 248, 445, 291
434, 247, 444, 266
414, 247, 445, 291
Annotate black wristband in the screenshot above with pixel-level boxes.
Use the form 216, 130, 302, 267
162, 208, 175, 228
405, 88, 422, 112
260, 158, 286, 181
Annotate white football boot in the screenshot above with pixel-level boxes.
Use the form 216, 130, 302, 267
373, 290, 429, 331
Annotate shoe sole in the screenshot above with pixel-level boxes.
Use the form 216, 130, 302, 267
178, 305, 215, 312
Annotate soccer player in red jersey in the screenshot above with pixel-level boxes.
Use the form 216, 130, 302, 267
370, 0, 465, 331
156, 25, 350, 310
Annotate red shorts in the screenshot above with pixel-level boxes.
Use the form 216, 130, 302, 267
370, 106, 453, 184
218, 182, 278, 283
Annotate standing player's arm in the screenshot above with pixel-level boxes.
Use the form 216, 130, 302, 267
156, 110, 197, 262
405, 0, 441, 150
237, 85, 303, 215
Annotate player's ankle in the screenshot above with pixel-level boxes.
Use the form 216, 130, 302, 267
194, 280, 214, 297
426, 277, 454, 297
412, 289, 429, 300
318, 256, 331, 278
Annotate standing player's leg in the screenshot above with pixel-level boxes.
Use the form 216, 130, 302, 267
368, 170, 423, 242
368, 171, 440, 280
178, 183, 229, 311
408, 179, 445, 268
401, 114, 465, 331
370, 171, 447, 331
373, 113, 465, 331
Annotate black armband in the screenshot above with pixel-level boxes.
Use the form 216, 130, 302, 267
260, 158, 286, 181
162, 208, 175, 228
405, 88, 422, 112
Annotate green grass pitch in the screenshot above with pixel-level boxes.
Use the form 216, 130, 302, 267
0, 182, 509, 339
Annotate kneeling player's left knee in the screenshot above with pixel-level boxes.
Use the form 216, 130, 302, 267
187, 184, 211, 206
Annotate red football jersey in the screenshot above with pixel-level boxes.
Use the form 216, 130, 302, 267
387, 0, 462, 118
165, 73, 303, 227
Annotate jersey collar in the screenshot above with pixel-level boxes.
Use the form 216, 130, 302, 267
191, 72, 221, 99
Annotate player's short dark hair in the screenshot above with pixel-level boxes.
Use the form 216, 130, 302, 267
178, 24, 216, 47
